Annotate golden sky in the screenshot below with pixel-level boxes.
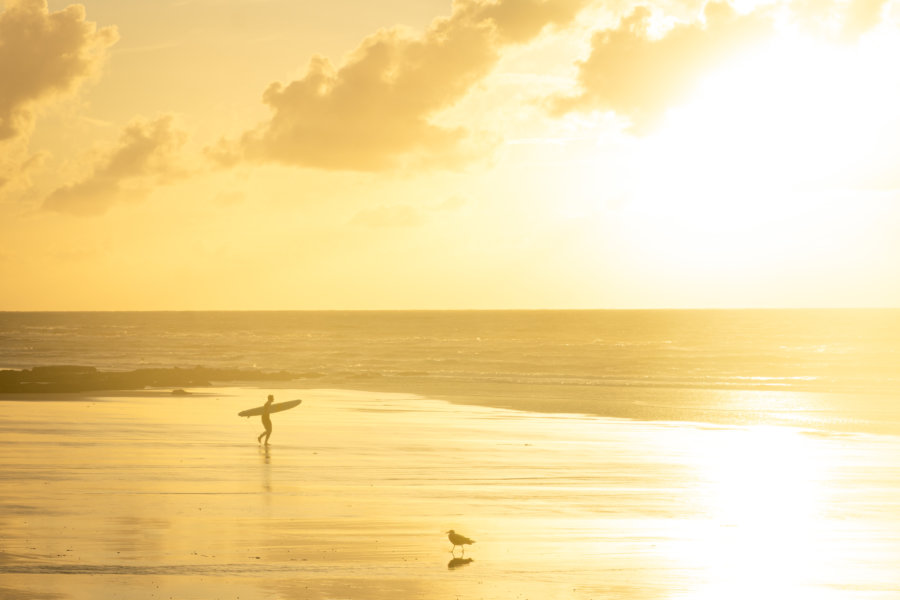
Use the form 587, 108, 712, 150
1, 0, 899, 309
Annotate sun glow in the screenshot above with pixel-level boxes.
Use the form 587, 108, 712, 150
648, 25, 900, 195
680, 34, 894, 182
608, 27, 900, 288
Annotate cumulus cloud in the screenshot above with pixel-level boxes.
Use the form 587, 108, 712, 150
215, 0, 589, 171
43, 115, 188, 216
550, 2, 776, 131
0, 0, 117, 142
458, 0, 590, 42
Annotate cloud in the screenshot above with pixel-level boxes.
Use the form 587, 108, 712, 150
0, 143, 46, 193
43, 115, 188, 216
215, 0, 589, 171
0, 0, 117, 142
842, 0, 889, 37
550, 2, 776, 131
790, 0, 891, 40
459, 0, 591, 43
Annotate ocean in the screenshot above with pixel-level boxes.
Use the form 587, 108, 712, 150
2, 309, 899, 435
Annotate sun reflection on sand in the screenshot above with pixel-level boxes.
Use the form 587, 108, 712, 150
670, 426, 850, 598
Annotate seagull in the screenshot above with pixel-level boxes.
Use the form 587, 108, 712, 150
446, 529, 475, 553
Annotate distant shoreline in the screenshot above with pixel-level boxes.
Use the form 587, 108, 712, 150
0, 365, 301, 394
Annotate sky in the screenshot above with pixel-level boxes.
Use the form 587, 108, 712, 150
1, 0, 899, 310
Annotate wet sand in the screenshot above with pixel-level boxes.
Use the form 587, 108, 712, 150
2, 388, 900, 599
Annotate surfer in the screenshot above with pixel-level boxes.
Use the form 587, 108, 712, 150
257, 394, 274, 445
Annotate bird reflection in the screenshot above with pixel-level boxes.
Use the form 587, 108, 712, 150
448, 557, 474, 570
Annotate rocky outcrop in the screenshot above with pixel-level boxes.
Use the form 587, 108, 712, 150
0, 365, 299, 393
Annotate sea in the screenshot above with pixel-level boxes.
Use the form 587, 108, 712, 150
1, 309, 899, 435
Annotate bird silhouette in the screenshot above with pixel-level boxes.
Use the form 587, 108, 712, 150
446, 529, 475, 554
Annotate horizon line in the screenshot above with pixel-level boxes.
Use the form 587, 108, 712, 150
2, 306, 899, 313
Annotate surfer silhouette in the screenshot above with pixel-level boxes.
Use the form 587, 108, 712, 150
239, 395, 301, 444
257, 394, 274, 445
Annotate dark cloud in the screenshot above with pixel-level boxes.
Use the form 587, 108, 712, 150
215, 0, 589, 171
0, 0, 117, 141
550, 2, 775, 131
43, 115, 188, 216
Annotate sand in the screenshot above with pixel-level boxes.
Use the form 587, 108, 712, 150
1, 387, 900, 599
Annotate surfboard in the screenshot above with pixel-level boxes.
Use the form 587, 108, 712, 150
238, 399, 302, 418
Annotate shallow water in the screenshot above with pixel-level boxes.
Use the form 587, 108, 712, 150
1, 388, 899, 599
3, 310, 900, 435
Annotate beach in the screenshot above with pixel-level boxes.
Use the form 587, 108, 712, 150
2, 387, 900, 599
5, 0, 900, 590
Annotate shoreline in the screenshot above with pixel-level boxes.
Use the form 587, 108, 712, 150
3, 375, 900, 438
281, 377, 900, 438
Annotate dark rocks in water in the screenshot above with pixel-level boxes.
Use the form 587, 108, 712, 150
0, 366, 299, 393
170, 388, 190, 396
30, 365, 99, 377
